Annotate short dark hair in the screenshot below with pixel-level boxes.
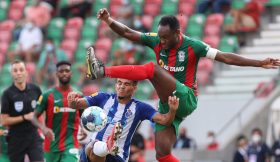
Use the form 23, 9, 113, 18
251, 128, 262, 135
158, 15, 180, 31
132, 81, 138, 86
11, 60, 25, 66
56, 61, 71, 69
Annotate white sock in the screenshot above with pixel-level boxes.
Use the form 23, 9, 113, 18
93, 141, 109, 157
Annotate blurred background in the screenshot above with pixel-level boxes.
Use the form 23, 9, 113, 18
1, 0, 280, 161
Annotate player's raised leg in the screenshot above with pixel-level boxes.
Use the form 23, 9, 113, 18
83, 122, 123, 162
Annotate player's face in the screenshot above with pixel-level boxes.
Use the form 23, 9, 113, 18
56, 65, 72, 85
11, 62, 27, 84
115, 79, 137, 99
158, 25, 179, 50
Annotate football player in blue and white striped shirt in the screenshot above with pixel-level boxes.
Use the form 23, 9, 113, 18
68, 78, 179, 162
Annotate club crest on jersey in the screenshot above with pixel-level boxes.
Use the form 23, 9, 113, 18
14, 101, 23, 112
125, 109, 133, 118
178, 51, 185, 62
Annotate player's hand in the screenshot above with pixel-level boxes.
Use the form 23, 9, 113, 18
24, 112, 34, 121
97, 8, 110, 21
261, 58, 280, 69
67, 91, 80, 108
168, 96, 179, 112
43, 127, 55, 141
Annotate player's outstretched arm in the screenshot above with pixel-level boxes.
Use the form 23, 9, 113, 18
32, 111, 55, 141
97, 8, 142, 43
152, 96, 179, 126
215, 51, 280, 68
67, 91, 88, 109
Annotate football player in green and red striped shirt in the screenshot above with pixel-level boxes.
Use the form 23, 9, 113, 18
32, 61, 82, 162
86, 9, 280, 162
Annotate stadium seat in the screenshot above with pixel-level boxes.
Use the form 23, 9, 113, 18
176, 14, 188, 32
0, 20, 16, 32
0, 31, 12, 43
266, 0, 280, 6
110, 0, 124, 6
47, 17, 66, 40
204, 24, 221, 37
205, 14, 224, 26
0, 42, 9, 54
8, 0, 26, 21
179, 0, 197, 4
178, 2, 195, 16
131, 0, 144, 15
196, 70, 210, 86
219, 35, 238, 53
203, 35, 220, 48
60, 39, 78, 61
231, 0, 246, 9
82, 84, 100, 96
144, 3, 160, 17
0, 53, 5, 67
92, 0, 110, 15
84, 17, 100, 29
94, 37, 112, 53
64, 28, 80, 40
95, 49, 109, 63
161, 0, 177, 15
65, 17, 83, 30
151, 15, 163, 32
186, 14, 206, 38
198, 58, 214, 73
141, 15, 153, 30
145, 0, 162, 4
109, 4, 123, 17
0, 0, 9, 21
81, 26, 98, 41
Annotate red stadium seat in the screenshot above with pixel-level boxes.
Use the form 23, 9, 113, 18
178, 2, 194, 16
64, 28, 80, 40
204, 24, 221, 36
0, 42, 9, 54
179, 0, 196, 5
94, 37, 112, 53
110, 0, 124, 5
203, 36, 220, 49
197, 70, 209, 86
60, 39, 78, 61
145, 0, 162, 5
65, 17, 83, 30
82, 84, 100, 96
0, 53, 5, 67
8, 0, 26, 21
141, 15, 153, 30
144, 3, 160, 17
198, 58, 214, 73
109, 4, 123, 18
206, 14, 224, 26
95, 49, 109, 63
176, 14, 188, 32
0, 20, 16, 32
0, 31, 12, 43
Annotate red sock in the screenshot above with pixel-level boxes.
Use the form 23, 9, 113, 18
157, 154, 180, 162
105, 62, 154, 80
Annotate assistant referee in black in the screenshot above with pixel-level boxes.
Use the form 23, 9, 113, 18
0, 60, 44, 162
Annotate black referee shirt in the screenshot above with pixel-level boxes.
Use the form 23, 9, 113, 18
1, 83, 41, 137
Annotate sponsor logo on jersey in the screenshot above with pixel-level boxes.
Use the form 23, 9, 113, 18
54, 106, 76, 113
178, 51, 185, 62
159, 59, 185, 72
31, 100, 37, 109
145, 32, 157, 37
38, 95, 43, 104
160, 52, 167, 57
14, 101, 23, 112
91, 92, 98, 97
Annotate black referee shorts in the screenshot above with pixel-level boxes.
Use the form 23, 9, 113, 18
7, 132, 44, 162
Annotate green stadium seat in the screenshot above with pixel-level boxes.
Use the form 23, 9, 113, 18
0, 0, 9, 21
59, 0, 68, 8
152, 15, 163, 32
81, 26, 98, 41
266, 0, 280, 6
131, 0, 144, 15
223, 14, 233, 26
110, 38, 127, 59
161, 0, 178, 15
219, 35, 238, 53
144, 47, 156, 62
92, 0, 110, 15
47, 18, 66, 40
186, 14, 206, 39
134, 81, 153, 100
232, 0, 246, 9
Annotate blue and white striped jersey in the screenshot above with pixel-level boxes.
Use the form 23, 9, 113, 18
84, 92, 157, 162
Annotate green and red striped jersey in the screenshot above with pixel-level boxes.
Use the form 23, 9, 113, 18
141, 33, 210, 95
36, 86, 81, 152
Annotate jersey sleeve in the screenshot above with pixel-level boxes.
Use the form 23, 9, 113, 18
140, 33, 160, 49
190, 38, 211, 58
84, 92, 110, 108
36, 92, 48, 114
138, 102, 157, 121
1, 90, 10, 114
